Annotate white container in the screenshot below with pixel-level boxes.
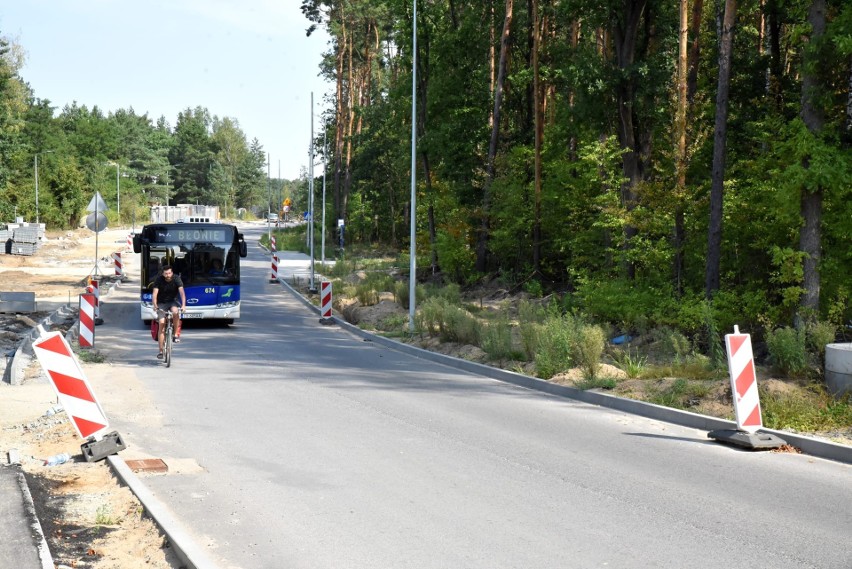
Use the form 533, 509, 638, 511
825, 343, 852, 396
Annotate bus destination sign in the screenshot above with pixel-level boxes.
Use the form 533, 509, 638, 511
151, 227, 230, 243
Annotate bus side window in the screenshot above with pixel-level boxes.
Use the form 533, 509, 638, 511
147, 259, 160, 282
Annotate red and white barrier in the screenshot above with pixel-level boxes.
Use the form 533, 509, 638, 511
270, 235, 277, 252
79, 293, 96, 347
320, 281, 333, 319
126, 233, 133, 251
32, 332, 111, 441
88, 279, 100, 318
725, 326, 762, 433
270, 254, 279, 282
112, 252, 123, 277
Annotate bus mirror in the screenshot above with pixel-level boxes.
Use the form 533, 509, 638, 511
239, 240, 248, 258
132, 234, 142, 253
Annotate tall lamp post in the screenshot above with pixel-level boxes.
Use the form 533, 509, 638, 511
34, 150, 54, 224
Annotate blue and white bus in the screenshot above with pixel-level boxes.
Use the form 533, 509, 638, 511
133, 223, 248, 324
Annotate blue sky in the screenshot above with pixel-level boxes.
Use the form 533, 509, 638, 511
1, 0, 332, 180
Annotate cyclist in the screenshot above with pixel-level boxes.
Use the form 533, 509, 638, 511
152, 264, 186, 358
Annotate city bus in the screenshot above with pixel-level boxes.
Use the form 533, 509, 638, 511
133, 222, 248, 324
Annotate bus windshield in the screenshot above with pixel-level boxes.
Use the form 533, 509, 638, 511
135, 223, 247, 322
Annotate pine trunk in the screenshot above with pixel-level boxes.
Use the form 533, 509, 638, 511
705, 0, 737, 298
798, 0, 826, 317
476, 0, 514, 273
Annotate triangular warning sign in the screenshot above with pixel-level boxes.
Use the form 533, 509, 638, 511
86, 192, 109, 213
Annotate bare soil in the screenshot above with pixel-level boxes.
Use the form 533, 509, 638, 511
0, 227, 181, 569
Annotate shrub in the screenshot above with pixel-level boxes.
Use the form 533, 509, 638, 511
355, 283, 379, 306
416, 297, 446, 337
573, 324, 605, 379
518, 299, 546, 324
441, 304, 480, 345
394, 281, 426, 309
519, 321, 541, 361
534, 316, 577, 379
612, 348, 648, 379
481, 316, 515, 360
415, 297, 479, 345
766, 326, 809, 377
523, 279, 544, 298
806, 321, 836, 363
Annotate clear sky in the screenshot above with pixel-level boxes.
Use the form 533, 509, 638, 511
1, 0, 331, 180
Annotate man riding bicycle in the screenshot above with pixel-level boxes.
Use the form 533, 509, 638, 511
152, 264, 187, 359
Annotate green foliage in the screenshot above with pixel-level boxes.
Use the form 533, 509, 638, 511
648, 379, 713, 410
766, 327, 809, 377
574, 376, 618, 391
534, 316, 577, 379
523, 279, 544, 298
355, 283, 379, 306
480, 315, 516, 361
393, 281, 426, 310
806, 321, 836, 358
415, 297, 480, 345
612, 349, 648, 379
573, 324, 606, 379
761, 383, 852, 433
518, 300, 547, 360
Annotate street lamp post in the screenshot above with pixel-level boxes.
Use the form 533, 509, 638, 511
115, 163, 120, 224
34, 150, 54, 224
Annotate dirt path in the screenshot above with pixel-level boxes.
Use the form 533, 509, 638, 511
1, 227, 183, 568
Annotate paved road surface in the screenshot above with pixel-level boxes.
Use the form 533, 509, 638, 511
88, 224, 851, 569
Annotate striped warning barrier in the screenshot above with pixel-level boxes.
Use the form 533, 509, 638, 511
79, 293, 96, 348
320, 281, 332, 319
91, 279, 100, 318
113, 252, 123, 277
725, 325, 762, 433
126, 233, 133, 251
32, 331, 111, 441
270, 254, 279, 282
270, 234, 277, 252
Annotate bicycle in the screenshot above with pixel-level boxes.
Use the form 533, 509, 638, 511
161, 311, 178, 367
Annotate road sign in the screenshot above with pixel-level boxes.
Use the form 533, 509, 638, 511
32, 332, 111, 441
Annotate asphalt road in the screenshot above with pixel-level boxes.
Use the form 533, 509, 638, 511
93, 224, 851, 569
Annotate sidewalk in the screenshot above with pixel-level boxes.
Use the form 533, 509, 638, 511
0, 462, 52, 569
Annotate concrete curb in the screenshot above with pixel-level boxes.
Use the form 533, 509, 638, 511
106, 456, 221, 569
0, 464, 54, 569
276, 275, 852, 466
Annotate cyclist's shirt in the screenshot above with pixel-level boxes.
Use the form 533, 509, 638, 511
153, 274, 183, 303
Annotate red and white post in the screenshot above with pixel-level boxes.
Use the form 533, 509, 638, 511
89, 279, 100, 319
126, 233, 133, 251
79, 293, 96, 348
32, 332, 110, 440
270, 234, 277, 252
113, 252, 123, 277
32, 331, 126, 460
320, 281, 333, 323
725, 325, 762, 432
708, 325, 786, 449
270, 254, 279, 282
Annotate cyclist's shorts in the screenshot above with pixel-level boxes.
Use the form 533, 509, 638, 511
157, 300, 181, 318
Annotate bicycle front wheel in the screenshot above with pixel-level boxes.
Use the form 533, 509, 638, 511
164, 325, 172, 367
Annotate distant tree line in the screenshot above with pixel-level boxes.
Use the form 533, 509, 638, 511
0, 33, 290, 230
